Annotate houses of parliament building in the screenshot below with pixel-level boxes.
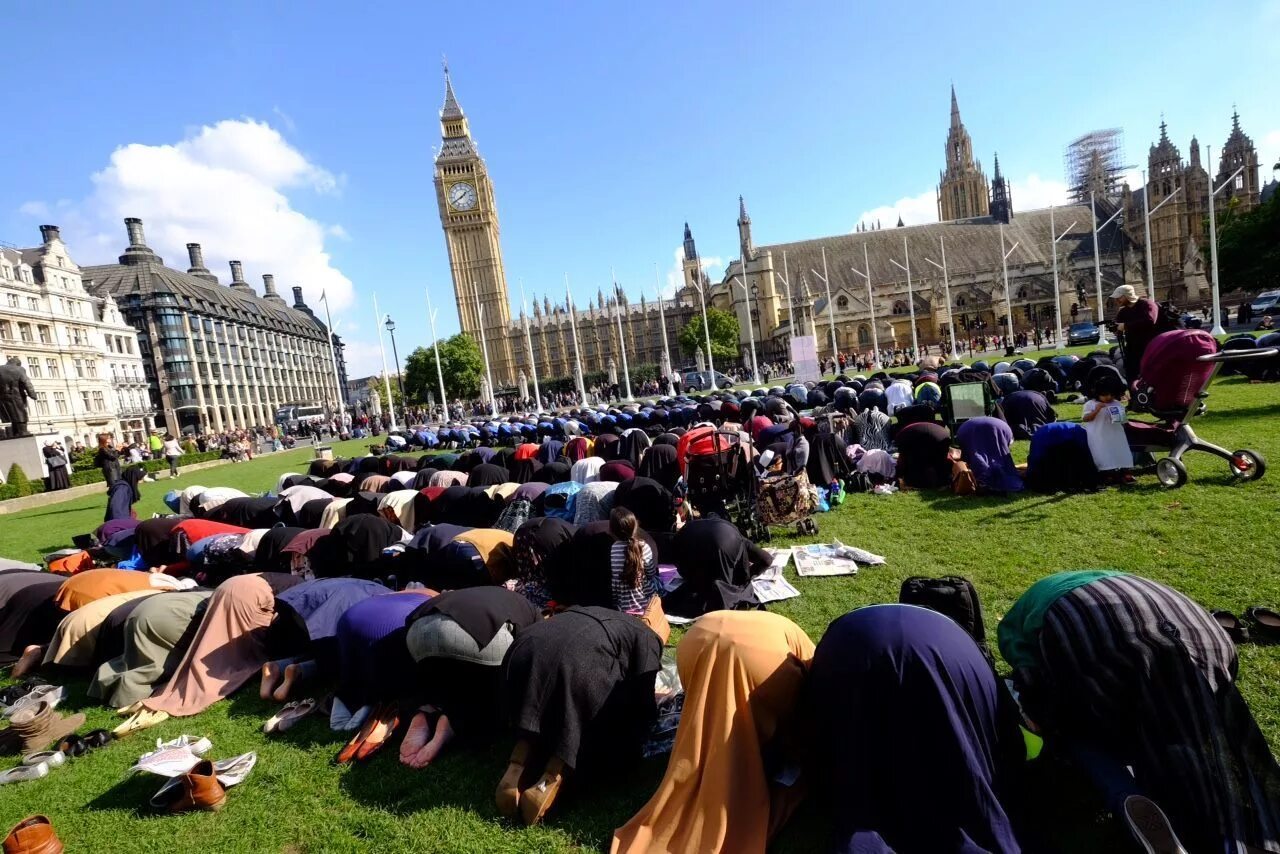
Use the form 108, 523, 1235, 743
435, 71, 1267, 387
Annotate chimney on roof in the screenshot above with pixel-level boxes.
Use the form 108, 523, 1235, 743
262, 274, 287, 304
125, 217, 147, 247
118, 218, 162, 266
184, 243, 220, 284
292, 285, 307, 308
228, 260, 253, 292
39, 225, 60, 244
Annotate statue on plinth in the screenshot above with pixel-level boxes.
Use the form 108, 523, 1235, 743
0, 357, 38, 439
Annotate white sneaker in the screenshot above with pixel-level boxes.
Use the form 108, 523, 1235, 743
0, 762, 49, 785
3, 685, 65, 718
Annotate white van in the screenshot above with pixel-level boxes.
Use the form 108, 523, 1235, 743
1250, 290, 1280, 315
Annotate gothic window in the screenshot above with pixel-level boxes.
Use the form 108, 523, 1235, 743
892, 300, 907, 315
1016, 286, 1027, 299
836, 295, 849, 310
956, 295, 967, 308
857, 325, 870, 345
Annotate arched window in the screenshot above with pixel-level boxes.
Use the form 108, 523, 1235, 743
956, 295, 967, 308
1016, 286, 1027, 299
836, 295, 849, 310
892, 300, 907, 315
857, 325, 870, 345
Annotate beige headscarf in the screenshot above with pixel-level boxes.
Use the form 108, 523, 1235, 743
612, 610, 815, 854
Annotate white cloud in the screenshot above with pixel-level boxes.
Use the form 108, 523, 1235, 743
1263, 130, 1280, 173
18, 201, 49, 218
327, 224, 351, 240
853, 172, 1073, 232
663, 246, 723, 297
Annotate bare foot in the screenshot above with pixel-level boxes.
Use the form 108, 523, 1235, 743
399, 711, 432, 766
410, 713, 454, 768
10, 645, 44, 679
260, 662, 282, 700
272, 663, 303, 703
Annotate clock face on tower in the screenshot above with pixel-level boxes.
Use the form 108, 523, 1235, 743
448, 182, 478, 211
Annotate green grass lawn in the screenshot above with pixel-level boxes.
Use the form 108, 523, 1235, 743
2, 375, 1280, 852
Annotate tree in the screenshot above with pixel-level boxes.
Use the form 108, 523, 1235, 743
678, 308, 739, 363
365, 376, 404, 412
403, 334, 484, 403
1216, 192, 1280, 293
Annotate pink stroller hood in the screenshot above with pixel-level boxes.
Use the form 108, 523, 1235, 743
1138, 329, 1218, 411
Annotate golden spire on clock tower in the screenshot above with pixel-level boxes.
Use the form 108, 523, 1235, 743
434, 62, 515, 385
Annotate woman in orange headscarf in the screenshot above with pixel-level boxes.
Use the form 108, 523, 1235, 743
611, 610, 815, 854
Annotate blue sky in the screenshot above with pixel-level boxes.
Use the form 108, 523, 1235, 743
3, 0, 1277, 374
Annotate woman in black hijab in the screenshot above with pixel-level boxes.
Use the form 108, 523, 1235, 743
498, 606, 662, 825
297, 497, 334, 529
254, 527, 308, 573
104, 465, 146, 523
533, 461, 571, 485
636, 444, 680, 491
467, 462, 509, 488
134, 517, 187, 567
613, 477, 674, 533
205, 495, 281, 528
508, 457, 542, 484
663, 518, 768, 619
510, 518, 576, 609
435, 486, 501, 528
894, 422, 954, 489
619, 430, 651, 470
310, 515, 406, 579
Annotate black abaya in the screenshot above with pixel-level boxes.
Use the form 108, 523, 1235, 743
663, 518, 763, 619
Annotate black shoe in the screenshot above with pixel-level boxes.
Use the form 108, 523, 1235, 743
1123, 795, 1187, 854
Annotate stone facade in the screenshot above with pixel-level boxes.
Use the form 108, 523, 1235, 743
937, 86, 991, 222
1122, 113, 1261, 303
82, 220, 347, 435
0, 226, 152, 446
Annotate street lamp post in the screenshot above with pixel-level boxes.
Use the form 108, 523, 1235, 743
888, 236, 920, 357
424, 290, 449, 424
518, 279, 541, 411
1089, 190, 1125, 345
1206, 145, 1245, 336
691, 253, 716, 385
730, 262, 760, 385
565, 275, 588, 406
372, 293, 397, 432
776, 251, 794, 338
383, 315, 406, 404
319, 290, 346, 429
1141, 168, 1183, 298
809, 247, 839, 361
923, 236, 957, 357
849, 242, 880, 370
1049, 207, 1079, 352
654, 265, 674, 396
472, 291, 498, 418
998, 225, 1020, 347
610, 274, 633, 401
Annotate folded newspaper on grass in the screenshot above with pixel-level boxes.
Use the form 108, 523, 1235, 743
793, 540, 886, 577
752, 549, 801, 603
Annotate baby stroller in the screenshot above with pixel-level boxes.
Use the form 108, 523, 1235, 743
678, 426, 757, 532
1126, 329, 1276, 488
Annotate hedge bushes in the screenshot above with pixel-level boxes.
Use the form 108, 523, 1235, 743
0, 450, 227, 501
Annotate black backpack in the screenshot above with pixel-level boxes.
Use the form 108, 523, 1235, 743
1156, 300, 1183, 333
899, 575, 992, 663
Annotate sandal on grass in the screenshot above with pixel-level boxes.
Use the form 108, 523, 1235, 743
1212, 611, 1250, 643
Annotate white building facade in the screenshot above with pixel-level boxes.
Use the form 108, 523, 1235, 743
0, 226, 153, 446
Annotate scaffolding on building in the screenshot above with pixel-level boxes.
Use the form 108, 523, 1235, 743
1065, 129, 1133, 203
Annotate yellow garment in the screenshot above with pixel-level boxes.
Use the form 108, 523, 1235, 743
484, 482, 519, 501
452, 528, 515, 582
319, 498, 352, 530
378, 490, 416, 531
44, 589, 162, 667
611, 611, 815, 854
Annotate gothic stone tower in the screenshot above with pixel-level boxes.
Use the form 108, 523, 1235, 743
434, 65, 515, 385
937, 85, 991, 221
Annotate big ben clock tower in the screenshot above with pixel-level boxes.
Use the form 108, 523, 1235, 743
434, 64, 515, 385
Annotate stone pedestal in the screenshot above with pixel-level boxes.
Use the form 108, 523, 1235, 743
0, 433, 57, 484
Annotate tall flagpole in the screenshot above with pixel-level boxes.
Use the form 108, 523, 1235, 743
693, 253, 716, 383
518, 279, 541, 411
372, 293, 397, 431
611, 270, 632, 400
425, 289, 449, 423
565, 274, 587, 405
319, 290, 345, 429
654, 265, 673, 395
821, 247, 838, 359
473, 290, 498, 418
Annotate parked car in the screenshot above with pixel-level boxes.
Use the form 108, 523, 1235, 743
1067, 321, 1101, 346
681, 370, 734, 390
1249, 290, 1280, 316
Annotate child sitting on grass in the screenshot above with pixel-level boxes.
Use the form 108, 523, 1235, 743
1081, 376, 1134, 485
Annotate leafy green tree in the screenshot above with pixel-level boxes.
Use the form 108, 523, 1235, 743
678, 307, 739, 363
404, 334, 484, 403
1215, 191, 1280, 293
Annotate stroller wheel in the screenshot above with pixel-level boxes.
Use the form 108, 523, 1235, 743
1229, 449, 1266, 481
1155, 457, 1188, 489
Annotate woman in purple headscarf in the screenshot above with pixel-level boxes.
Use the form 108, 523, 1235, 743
956, 416, 1025, 494
805, 604, 1027, 853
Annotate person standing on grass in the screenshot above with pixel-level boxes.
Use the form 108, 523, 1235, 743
95, 433, 121, 487
162, 433, 183, 479
1081, 372, 1133, 485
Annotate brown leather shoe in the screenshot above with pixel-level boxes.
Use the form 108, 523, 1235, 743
519, 756, 566, 826
494, 739, 531, 819
167, 760, 226, 813
2, 815, 64, 854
